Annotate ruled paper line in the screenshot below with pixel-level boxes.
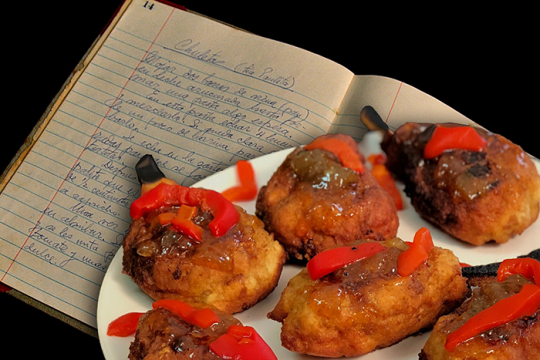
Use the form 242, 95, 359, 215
0, 260, 98, 318
108, 27, 334, 131
0, 7, 177, 285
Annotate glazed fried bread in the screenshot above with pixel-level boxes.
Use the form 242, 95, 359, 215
256, 134, 399, 260
382, 122, 540, 245
129, 307, 240, 360
420, 274, 540, 360
268, 238, 468, 357
123, 204, 286, 314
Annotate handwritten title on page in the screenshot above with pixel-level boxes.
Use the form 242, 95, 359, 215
105, 48, 308, 181
0, 0, 353, 326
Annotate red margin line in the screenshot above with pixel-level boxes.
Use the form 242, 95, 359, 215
2, 6, 177, 283
386, 81, 403, 123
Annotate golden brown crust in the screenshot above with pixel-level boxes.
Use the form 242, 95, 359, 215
123, 206, 286, 314
382, 122, 540, 245
421, 300, 539, 359
268, 239, 468, 357
129, 307, 240, 360
256, 135, 399, 260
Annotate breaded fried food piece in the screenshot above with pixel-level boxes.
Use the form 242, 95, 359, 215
123, 205, 286, 314
268, 238, 468, 357
382, 122, 540, 245
256, 134, 399, 260
129, 306, 240, 360
420, 275, 540, 360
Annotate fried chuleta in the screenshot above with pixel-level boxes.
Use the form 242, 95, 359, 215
268, 228, 468, 357
122, 155, 286, 314
382, 122, 540, 245
126, 300, 277, 360
420, 257, 540, 360
256, 133, 399, 260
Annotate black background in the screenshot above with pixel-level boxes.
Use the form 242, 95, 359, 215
2, 1, 537, 359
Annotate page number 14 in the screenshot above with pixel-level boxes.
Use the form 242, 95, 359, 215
143, 1, 154, 10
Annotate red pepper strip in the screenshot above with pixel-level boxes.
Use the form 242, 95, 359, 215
171, 204, 203, 242
130, 183, 239, 238
158, 212, 176, 225
188, 308, 221, 328
107, 312, 145, 337
397, 227, 434, 277
423, 125, 487, 159
307, 242, 386, 280
152, 299, 220, 329
209, 325, 277, 360
172, 218, 204, 242
222, 160, 258, 202
497, 258, 540, 285
304, 137, 364, 174
158, 208, 203, 241
369, 153, 386, 165
368, 154, 403, 210
177, 204, 198, 220
445, 283, 540, 352
203, 190, 239, 237
414, 227, 434, 252
397, 244, 428, 277
152, 299, 195, 319
131, 182, 192, 218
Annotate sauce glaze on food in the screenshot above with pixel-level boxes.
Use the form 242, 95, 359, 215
382, 122, 540, 245
123, 203, 286, 314
268, 238, 468, 357
256, 134, 399, 260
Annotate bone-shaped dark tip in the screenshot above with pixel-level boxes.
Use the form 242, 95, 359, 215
360, 106, 390, 132
135, 154, 165, 185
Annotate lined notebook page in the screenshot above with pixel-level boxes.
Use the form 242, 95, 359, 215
0, 0, 354, 327
332, 75, 473, 136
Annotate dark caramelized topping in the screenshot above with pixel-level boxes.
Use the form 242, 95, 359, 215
133, 206, 245, 272
461, 151, 487, 165
288, 149, 359, 190
404, 123, 498, 203
445, 275, 534, 342
308, 238, 408, 317
433, 151, 496, 202
129, 307, 240, 360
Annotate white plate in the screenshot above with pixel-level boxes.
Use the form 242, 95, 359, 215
97, 142, 540, 360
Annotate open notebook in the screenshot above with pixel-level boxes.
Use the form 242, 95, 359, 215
0, 0, 477, 333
